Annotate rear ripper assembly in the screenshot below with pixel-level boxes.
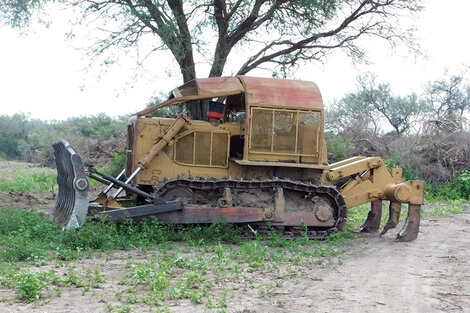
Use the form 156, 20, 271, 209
52, 76, 424, 241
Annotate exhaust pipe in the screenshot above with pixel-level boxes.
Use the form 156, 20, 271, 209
52, 139, 89, 230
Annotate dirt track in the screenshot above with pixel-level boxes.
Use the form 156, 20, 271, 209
284, 213, 470, 313
1, 210, 469, 312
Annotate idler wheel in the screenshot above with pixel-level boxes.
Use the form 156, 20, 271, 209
313, 203, 333, 222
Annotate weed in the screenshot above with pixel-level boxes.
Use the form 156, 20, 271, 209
116, 304, 132, 313
277, 299, 286, 307
153, 305, 171, 313
14, 272, 49, 302
312, 244, 338, 258
422, 200, 464, 217
216, 289, 228, 308
430, 171, 470, 200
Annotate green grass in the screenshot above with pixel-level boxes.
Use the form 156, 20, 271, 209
0, 171, 57, 194
0, 263, 107, 302
0, 207, 355, 306
421, 199, 465, 218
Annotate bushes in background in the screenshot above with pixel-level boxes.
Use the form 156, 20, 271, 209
0, 113, 127, 166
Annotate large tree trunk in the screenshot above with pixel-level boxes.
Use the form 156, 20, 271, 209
178, 55, 208, 121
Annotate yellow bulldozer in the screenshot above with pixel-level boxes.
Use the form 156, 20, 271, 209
52, 76, 424, 241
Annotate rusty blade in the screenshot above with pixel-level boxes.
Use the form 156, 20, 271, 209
360, 200, 382, 233
397, 204, 421, 242
52, 139, 89, 230
381, 201, 402, 235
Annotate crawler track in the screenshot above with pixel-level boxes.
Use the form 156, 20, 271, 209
155, 178, 348, 239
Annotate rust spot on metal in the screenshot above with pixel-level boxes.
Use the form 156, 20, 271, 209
240, 76, 323, 110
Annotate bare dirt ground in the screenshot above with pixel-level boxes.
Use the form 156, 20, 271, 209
1, 161, 469, 312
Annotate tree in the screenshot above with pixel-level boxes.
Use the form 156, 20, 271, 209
326, 91, 381, 136
2, 0, 423, 119
423, 71, 470, 133
327, 74, 423, 135
357, 74, 422, 134
0, 0, 46, 27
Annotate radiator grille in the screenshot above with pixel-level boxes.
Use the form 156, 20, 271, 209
250, 108, 321, 157
195, 132, 211, 165
251, 110, 272, 152
175, 132, 194, 164
212, 133, 228, 166
175, 131, 228, 167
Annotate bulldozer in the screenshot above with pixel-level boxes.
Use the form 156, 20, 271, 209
52, 76, 424, 241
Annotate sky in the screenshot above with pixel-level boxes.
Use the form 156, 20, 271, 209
0, 0, 469, 121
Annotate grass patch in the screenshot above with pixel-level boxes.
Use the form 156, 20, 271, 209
422, 200, 465, 218
0, 207, 246, 263
0, 207, 356, 307
0, 171, 57, 194
0, 264, 106, 302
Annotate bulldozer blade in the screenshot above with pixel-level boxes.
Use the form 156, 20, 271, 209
52, 139, 89, 230
360, 200, 382, 233
397, 204, 421, 242
381, 201, 402, 235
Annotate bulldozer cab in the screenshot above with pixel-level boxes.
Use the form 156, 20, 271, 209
133, 76, 328, 173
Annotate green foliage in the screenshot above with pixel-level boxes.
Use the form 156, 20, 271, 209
0, 171, 57, 194
0, 113, 42, 160
0, 264, 107, 302
324, 131, 355, 162
422, 200, 464, 217
13, 272, 49, 302
357, 74, 423, 134
0, 113, 126, 164
61, 113, 127, 140
384, 153, 419, 182
0, 208, 59, 262
103, 147, 126, 177
146, 97, 179, 118
0, 207, 245, 264
423, 71, 470, 133
431, 171, 470, 200
0, 0, 46, 27
327, 74, 425, 135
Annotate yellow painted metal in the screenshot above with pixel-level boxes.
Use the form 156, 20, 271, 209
234, 159, 327, 169
325, 157, 383, 181
247, 107, 323, 162
329, 160, 424, 208
126, 75, 424, 213
138, 114, 191, 169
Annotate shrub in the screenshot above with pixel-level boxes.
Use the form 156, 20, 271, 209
324, 131, 355, 162
384, 153, 419, 181
434, 171, 470, 200
103, 147, 126, 177
14, 272, 49, 302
